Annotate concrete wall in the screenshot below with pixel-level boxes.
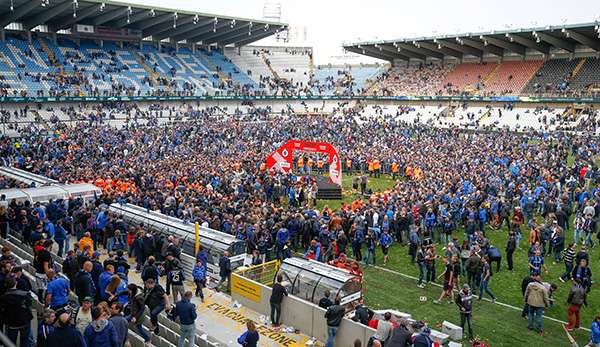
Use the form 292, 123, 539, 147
231, 273, 376, 346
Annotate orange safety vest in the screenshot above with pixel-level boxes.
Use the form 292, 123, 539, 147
298, 158, 304, 167
405, 166, 413, 177
307, 159, 314, 167
368, 161, 374, 172
391, 162, 398, 173
373, 160, 381, 170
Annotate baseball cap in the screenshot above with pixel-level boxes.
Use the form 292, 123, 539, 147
83, 296, 94, 302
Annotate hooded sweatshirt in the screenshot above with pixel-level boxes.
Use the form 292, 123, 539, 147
84, 319, 119, 347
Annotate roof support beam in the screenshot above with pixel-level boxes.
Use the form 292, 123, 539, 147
155, 18, 214, 41
110, 10, 153, 28
143, 15, 193, 37
179, 21, 231, 43
460, 38, 504, 56
562, 29, 600, 51
136, 13, 173, 31
535, 32, 574, 52
0, 0, 42, 28
380, 45, 425, 60
346, 47, 398, 61
93, 7, 129, 26
507, 34, 550, 54
23, 0, 72, 30
419, 42, 463, 60
438, 40, 482, 57
196, 23, 250, 45
362, 47, 398, 61
50, 4, 100, 31
230, 28, 280, 46
204, 24, 253, 45
480, 36, 525, 55
396, 43, 444, 59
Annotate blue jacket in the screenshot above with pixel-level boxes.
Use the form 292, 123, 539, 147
98, 271, 114, 300
591, 320, 600, 344
54, 225, 67, 241
276, 228, 289, 245
172, 298, 197, 325
45, 325, 86, 347
425, 212, 436, 228
379, 233, 393, 248
84, 319, 119, 347
192, 264, 206, 281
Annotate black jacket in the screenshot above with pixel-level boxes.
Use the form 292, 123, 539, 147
45, 325, 86, 347
219, 256, 231, 278
270, 283, 288, 304
325, 304, 345, 327
387, 325, 412, 347
74, 270, 96, 301
0, 288, 33, 328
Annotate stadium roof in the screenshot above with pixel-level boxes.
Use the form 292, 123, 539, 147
343, 22, 600, 62
0, 0, 288, 46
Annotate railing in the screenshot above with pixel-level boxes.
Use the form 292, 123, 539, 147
236, 259, 280, 286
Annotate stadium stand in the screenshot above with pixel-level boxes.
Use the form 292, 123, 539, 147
522, 58, 581, 95
439, 62, 499, 95
480, 60, 543, 96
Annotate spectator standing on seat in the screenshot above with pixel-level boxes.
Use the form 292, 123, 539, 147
168, 264, 186, 302
143, 278, 170, 335
524, 273, 549, 335
0, 276, 33, 347
127, 284, 151, 346
75, 296, 93, 334
455, 284, 474, 342
238, 320, 260, 347
45, 269, 70, 310
324, 297, 345, 347
217, 250, 231, 292
45, 312, 86, 347
270, 274, 288, 327
84, 306, 120, 347
34, 239, 54, 299
75, 261, 96, 304
109, 302, 129, 347
171, 290, 197, 347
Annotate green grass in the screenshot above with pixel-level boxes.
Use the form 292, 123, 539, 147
312, 172, 599, 346
316, 174, 396, 211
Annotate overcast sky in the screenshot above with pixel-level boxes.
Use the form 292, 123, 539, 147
125, 0, 600, 63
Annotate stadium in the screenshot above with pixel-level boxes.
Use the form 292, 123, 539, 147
0, 0, 598, 347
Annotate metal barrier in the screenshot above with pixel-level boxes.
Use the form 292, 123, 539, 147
235, 259, 280, 286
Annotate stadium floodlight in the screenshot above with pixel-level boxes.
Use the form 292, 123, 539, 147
126, 6, 132, 23
536, 37, 541, 43
397, 47, 401, 52
479, 35, 484, 40
264, 24, 269, 31
532, 31, 537, 37
193, 15, 199, 24
9, 0, 13, 11
483, 40, 488, 46
393, 42, 397, 47
248, 22, 253, 36
149, 9, 156, 17
173, 12, 178, 28
100, 2, 105, 12
437, 44, 442, 50
41, 0, 50, 7
230, 19, 236, 28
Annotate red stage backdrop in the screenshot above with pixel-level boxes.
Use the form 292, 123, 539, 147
266, 140, 342, 186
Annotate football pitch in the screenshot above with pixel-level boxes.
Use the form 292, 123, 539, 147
318, 174, 598, 347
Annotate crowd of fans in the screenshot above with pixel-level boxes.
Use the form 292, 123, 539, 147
0, 102, 599, 346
